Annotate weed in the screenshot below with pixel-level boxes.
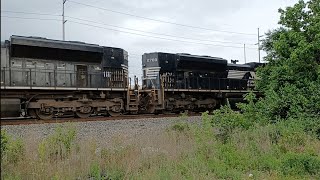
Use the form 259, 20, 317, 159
281, 153, 320, 176
6, 138, 25, 164
1, 130, 25, 164
179, 111, 189, 120
89, 161, 101, 179
2, 173, 22, 180
1, 130, 9, 160
38, 123, 76, 161
171, 122, 190, 132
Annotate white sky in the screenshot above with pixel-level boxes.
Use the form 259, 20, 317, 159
1, 0, 298, 77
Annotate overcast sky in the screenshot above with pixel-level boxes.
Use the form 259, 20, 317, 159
1, 0, 298, 77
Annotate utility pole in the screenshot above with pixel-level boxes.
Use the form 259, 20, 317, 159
62, 0, 67, 41
257, 28, 261, 63
243, 44, 247, 64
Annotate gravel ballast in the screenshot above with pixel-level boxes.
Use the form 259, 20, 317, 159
1, 116, 202, 146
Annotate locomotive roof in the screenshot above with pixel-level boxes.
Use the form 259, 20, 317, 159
177, 53, 228, 64
177, 53, 227, 62
10, 35, 104, 53
227, 63, 251, 68
145, 52, 228, 63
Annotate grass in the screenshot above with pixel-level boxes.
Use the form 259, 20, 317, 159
1, 114, 320, 180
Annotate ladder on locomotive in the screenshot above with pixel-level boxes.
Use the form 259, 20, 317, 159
150, 75, 165, 109
126, 76, 139, 113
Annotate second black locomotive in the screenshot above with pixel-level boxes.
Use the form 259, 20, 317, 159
140, 52, 263, 113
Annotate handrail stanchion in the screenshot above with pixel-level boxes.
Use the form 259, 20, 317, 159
54, 70, 56, 87
9, 67, 12, 86
101, 71, 103, 88
29, 69, 32, 88
70, 73, 72, 87
89, 74, 91, 88
197, 77, 199, 90
48, 72, 51, 86
3, 67, 6, 87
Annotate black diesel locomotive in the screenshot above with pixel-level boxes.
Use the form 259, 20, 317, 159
140, 53, 263, 113
1, 36, 263, 119
1, 35, 139, 119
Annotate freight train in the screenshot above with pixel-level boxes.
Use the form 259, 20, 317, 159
0, 35, 263, 119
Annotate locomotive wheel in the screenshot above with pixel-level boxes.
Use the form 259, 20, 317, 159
75, 106, 93, 118
35, 108, 54, 120
75, 111, 92, 118
108, 111, 121, 117
108, 105, 122, 117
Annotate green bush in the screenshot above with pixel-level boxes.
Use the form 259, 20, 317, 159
171, 122, 190, 132
207, 103, 253, 142
189, 111, 320, 179
1, 130, 9, 160
38, 123, 76, 161
255, 0, 320, 133
6, 138, 25, 164
281, 153, 320, 176
1, 130, 25, 164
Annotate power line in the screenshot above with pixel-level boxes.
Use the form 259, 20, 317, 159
79, 0, 236, 28
68, 20, 257, 49
2, 10, 256, 45
2, 15, 257, 49
1, 15, 61, 22
66, 16, 256, 46
68, 0, 257, 36
2, 10, 61, 17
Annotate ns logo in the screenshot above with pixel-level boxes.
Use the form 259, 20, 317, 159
146, 58, 158, 63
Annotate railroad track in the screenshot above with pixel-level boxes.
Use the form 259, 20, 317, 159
1, 113, 201, 126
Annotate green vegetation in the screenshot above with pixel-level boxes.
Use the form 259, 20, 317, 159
1, 0, 319, 179
2, 113, 319, 179
1, 130, 25, 165
256, 0, 320, 135
38, 123, 76, 161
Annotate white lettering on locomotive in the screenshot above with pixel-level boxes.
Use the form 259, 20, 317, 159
146, 58, 158, 63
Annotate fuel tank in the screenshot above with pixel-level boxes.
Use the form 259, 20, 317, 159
1, 98, 21, 117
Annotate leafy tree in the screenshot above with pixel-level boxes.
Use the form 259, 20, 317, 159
257, 0, 320, 123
